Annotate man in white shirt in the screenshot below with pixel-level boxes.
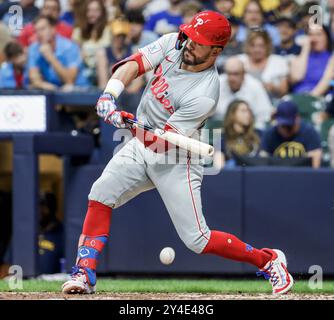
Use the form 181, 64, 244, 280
215, 56, 273, 130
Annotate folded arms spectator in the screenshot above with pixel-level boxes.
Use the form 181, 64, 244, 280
28, 16, 88, 90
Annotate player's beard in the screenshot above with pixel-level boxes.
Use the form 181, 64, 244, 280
181, 48, 210, 66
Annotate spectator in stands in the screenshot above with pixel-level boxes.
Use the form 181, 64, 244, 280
125, 0, 170, 19
236, 0, 281, 47
18, 0, 73, 47
0, 22, 11, 64
290, 24, 332, 94
28, 16, 88, 90
2, 0, 39, 36
72, 0, 111, 86
311, 54, 334, 97
180, 0, 202, 25
0, 1, 12, 20
220, 99, 261, 163
266, 0, 301, 24
0, 41, 28, 88
214, 0, 235, 17
231, 0, 280, 18
238, 30, 289, 99
275, 17, 301, 60
126, 9, 158, 53
216, 56, 273, 130
216, 16, 243, 72
295, 2, 318, 36
96, 19, 132, 89
144, 0, 183, 36
260, 100, 322, 168
60, 0, 87, 26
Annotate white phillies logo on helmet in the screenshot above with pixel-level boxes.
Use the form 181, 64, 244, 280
194, 18, 204, 28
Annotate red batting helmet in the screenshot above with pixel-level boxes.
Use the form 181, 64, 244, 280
176, 11, 231, 49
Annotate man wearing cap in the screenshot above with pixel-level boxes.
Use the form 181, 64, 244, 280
62, 11, 294, 295
260, 100, 322, 168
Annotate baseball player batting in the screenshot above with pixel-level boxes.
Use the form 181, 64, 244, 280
62, 11, 294, 295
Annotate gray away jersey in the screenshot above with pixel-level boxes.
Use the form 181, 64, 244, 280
137, 32, 220, 138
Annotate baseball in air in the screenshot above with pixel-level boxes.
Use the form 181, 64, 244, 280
159, 247, 175, 265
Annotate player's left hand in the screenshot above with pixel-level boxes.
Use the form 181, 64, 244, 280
104, 110, 135, 129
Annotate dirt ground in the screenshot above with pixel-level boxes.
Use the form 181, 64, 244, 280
1, 292, 334, 300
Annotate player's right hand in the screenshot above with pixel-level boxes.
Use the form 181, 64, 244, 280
95, 93, 117, 119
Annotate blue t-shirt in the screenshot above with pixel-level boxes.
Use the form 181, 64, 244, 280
144, 11, 183, 35
292, 51, 331, 94
261, 121, 321, 158
0, 62, 29, 89
60, 11, 74, 26
27, 35, 89, 87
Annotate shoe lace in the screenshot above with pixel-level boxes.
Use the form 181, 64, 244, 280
70, 266, 85, 279
256, 263, 279, 287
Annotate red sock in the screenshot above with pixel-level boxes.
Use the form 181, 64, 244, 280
202, 230, 272, 269
82, 200, 112, 236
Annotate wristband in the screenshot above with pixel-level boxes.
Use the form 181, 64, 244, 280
104, 78, 125, 98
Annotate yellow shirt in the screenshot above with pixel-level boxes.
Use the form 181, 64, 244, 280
232, 0, 280, 17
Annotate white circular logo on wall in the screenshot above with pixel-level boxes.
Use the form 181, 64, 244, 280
4, 105, 24, 124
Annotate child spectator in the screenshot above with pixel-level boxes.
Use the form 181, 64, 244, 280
28, 16, 88, 90
0, 41, 28, 89
144, 0, 183, 36
216, 56, 273, 130
236, 0, 281, 46
125, 9, 158, 53
290, 24, 332, 94
238, 30, 289, 99
221, 99, 261, 161
2, 0, 39, 36
72, 0, 111, 86
19, 0, 72, 47
260, 100, 322, 168
275, 17, 301, 60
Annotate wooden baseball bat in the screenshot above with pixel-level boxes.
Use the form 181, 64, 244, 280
124, 118, 214, 157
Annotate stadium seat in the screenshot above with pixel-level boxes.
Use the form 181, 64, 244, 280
286, 94, 326, 123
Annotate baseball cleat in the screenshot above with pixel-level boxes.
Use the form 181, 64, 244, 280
62, 266, 96, 294
257, 249, 294, 295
